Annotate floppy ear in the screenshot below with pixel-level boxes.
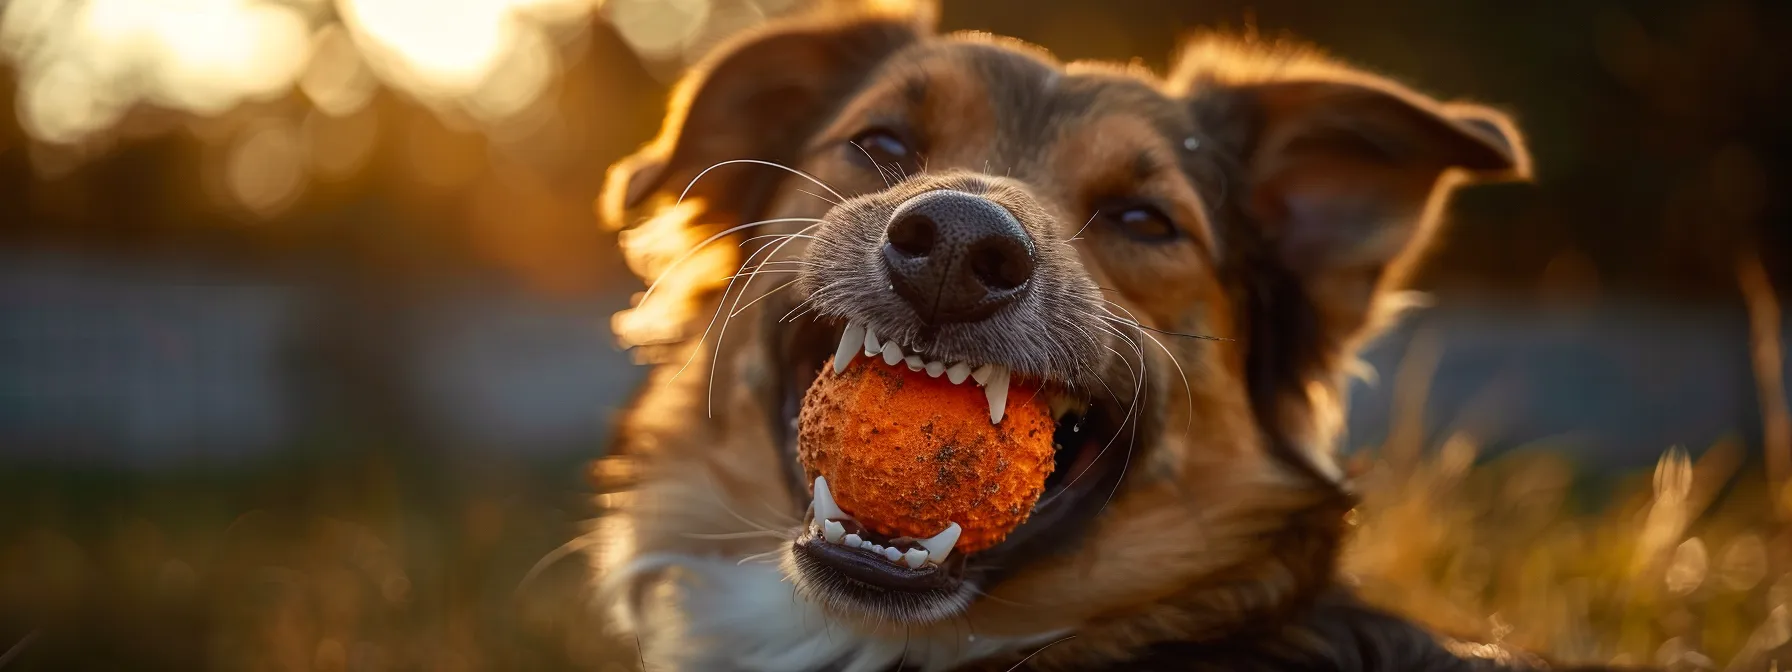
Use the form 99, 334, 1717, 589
600, 5, 933, 227
1174, 44, 1529, 481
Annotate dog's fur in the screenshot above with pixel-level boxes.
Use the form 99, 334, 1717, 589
582, 3, 1603, 670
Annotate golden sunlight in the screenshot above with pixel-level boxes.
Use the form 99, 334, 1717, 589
0, 0, 615, 146
2, 0, 310, 143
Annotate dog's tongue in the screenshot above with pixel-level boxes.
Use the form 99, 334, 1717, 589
795, 357, 1056, 555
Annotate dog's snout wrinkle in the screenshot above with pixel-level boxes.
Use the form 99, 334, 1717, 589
881, 190, 1036, 325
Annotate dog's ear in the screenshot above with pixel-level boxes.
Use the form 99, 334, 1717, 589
1172, 41, 1529, 480
600, 4, 934, 227
1186, 68, 1528, 344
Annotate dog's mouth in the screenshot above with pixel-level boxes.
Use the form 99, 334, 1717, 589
776, 316, 1126, 623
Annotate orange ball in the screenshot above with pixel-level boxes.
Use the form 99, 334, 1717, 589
797, 357, 1055, 554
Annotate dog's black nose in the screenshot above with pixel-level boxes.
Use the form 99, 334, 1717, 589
881, 190, 1035, 325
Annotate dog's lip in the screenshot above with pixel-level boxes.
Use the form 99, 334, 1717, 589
792, 524, 966, 592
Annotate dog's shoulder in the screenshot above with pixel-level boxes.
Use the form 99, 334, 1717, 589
1060, 591, 1641, 672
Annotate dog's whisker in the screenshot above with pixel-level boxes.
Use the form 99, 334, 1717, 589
849, 140, 895, 189
683, 530, 790, 540
1102, 323, 1154, 516
700, 469, 796, 535
516, 530, 605, 600
797, 188, 843, 207
738, 232, 824, 247
715, 267, 804, 282
1005, 635, 1078, 672
671, 226, 798, 384
677, 158, 846, 205
729, 278, 801, 318
1048, 341, 1143, 495
637, 217, 824, 308
779, 299, 816, 324
1097, 307, 1197, 438
1095, 294, 1232, 342
781, 305, 818, 324
703, 223, 822, 415
1066, 210, 1099, 242
737, 548, 786, 566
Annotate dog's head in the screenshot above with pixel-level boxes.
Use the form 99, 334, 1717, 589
597, 3, 1526, 667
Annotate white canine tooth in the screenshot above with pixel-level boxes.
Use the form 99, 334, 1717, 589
946, 362, 972, 384
917, 522, 962, 563
812, 476, 848, 524
880, 341, 903, 365
882, 546, 902, 562
864, 328, 882, 357
905, 355, 924, 371
823, 520, 845, 543
984, 366, 1010, 424
902, 548, 928, 568
844, 533, 863, 548
833, 323, 866, 374
972, 364, 995, 386
925, 361, 945, 378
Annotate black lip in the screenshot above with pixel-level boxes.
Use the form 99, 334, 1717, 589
792, 532, 964, 592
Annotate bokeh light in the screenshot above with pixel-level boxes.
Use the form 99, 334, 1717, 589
0, 0, 638, 149
1, 0, 311, 143
226, 118, 308, 216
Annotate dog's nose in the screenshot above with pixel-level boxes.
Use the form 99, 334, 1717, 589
881, 190, 1035, 325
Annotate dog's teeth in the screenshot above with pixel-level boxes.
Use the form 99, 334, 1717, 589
902, 548, 928, 568
882, 546, 902, 562
866, 541, 880, 551
946, 362, 971, 384
972, 364, 995, 386
880, 341, 903, 365
917, 522, 962, 562
834, 323, 866, 374
844, 533, 862, 547
984, 366, 1010, 424
904, 355, 924, 371
925, 361, 945, 378
864, 328, 882, 357
823, 520, 845, 543
812, 476, 849, 523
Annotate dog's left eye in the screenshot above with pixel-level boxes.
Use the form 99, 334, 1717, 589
848, 128, 913, 167
1105, 204, 1180, 242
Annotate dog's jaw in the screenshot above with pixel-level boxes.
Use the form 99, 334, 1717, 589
603, 553, 1066, 672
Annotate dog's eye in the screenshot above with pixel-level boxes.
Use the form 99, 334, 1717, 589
848, 128, 913, 167
1106, 204, 1179, 242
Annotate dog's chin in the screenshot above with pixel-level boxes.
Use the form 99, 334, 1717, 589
771, 313, 1131, 626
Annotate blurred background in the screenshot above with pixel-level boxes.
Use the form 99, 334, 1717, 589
0, 0, 1787, 669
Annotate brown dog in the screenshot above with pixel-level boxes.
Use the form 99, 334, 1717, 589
588, 2, 1575, 670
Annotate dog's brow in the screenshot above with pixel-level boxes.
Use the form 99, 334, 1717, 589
901, 76, 927, 107
1131, 151, 1163, 183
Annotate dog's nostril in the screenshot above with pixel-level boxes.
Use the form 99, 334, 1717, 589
887, 214, 937, 258
969, 238, 1032, 291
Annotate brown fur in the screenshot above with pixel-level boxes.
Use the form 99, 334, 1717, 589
585, 3, 1611, 671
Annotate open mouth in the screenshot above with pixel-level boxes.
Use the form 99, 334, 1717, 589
778, 318, 1125, 623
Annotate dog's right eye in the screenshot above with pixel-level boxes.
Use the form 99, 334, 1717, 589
1099, 202, 1181, 243
848, 128, 914, 169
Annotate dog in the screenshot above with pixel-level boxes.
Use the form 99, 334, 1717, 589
584, 2, 1591, 670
